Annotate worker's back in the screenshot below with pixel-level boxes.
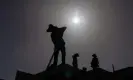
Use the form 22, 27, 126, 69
51, 27, 66, 48
91, 57, 99, 68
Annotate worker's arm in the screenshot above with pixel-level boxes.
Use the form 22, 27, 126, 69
61, 26, 67, 32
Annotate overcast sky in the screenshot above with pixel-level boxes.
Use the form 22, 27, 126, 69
1, 0, 133, 80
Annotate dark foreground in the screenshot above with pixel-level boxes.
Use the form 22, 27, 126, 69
15, 64, 133, 80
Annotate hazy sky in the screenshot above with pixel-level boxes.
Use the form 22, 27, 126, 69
1, 0, 133, 80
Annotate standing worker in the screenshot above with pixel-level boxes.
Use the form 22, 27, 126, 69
72, 53, 79, 68
46, 24, 67, 66
91, 54, 99, 71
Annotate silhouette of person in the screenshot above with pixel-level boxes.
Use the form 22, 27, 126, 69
72, 53, 79, 68
82, 67, 87, 72
81, 67, 87, 79
47, 24, 67, 66
91, 54, 99, 71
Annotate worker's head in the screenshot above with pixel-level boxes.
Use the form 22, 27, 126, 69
73, 53, 79, 57
92, 54, 97, 58
82, 67, 87, 71
47, 24, 55, 32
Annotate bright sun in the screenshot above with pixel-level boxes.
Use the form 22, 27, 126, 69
72, 16, 80, 24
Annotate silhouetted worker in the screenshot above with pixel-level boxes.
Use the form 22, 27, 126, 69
72, 53, 79, 68
47, 24, 67, 66
91, 54, 99, 71
82, 67, 87, 72
81, 67, 87, 78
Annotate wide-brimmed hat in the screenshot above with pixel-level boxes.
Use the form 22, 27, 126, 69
73, 53, 79, 57
92, 54, 97, 57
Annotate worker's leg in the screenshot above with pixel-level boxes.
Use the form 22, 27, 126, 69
61, 46, 66, 64
53, 48, 59, 66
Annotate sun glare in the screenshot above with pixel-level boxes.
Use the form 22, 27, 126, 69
72, 16, 80, 24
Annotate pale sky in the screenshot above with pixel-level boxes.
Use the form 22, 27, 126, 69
1, 0, 133, 80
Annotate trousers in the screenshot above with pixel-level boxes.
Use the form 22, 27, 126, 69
53, 46, 66, 65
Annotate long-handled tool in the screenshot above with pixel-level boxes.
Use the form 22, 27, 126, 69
46, 49, 57, 70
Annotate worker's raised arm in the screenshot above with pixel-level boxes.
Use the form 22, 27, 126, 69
61, 26, 67, 32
